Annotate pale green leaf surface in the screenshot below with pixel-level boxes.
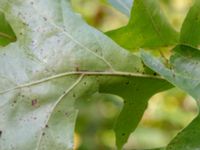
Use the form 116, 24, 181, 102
0, 12, 16, 46
107, 0, 179, 50
108, 0, 133, 17
0, 0, 171, 150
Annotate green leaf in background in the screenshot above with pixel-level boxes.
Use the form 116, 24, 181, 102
141, 46, 200, 109
100, 76, 171, 149
180, 0, 200, 48
108, 0, 133, 17
141, 45, 200, 150
0, 12, 16, 46
141, 1, 200, 148
0, 0, 171, 150
107, 0, 179, 50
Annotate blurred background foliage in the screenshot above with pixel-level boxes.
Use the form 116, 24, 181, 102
71, 0, 197, 149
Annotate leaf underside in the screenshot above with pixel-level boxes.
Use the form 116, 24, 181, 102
0, 0, 171, 150
108, 0, 133, 17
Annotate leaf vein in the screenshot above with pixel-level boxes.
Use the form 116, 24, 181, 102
35, 74, 84, 150
31, 3, 115, 71
0, 71, 164, 95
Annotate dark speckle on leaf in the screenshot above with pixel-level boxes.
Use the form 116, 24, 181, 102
122, 133, 126, 136
43, 17, 47, 21
42, 132, 45, 136
153, 72, 157, 76
0, 130, 2, 137
31, 99, 38, 107
45, 125, 49, 128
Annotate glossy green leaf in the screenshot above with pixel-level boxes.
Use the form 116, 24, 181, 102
107, 0, 179, 50
0, 0, 171, 150
108, 0, 133, 17
0, 12, 16, 46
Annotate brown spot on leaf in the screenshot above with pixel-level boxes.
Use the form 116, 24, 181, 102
32, 99, 38, 107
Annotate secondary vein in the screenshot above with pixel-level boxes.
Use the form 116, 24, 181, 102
31, 3, 115, 71
35, 74, 84, 150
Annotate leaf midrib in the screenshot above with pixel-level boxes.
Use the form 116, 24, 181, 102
0, 70, 164, 95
